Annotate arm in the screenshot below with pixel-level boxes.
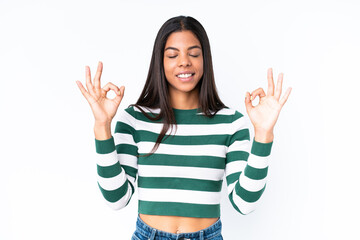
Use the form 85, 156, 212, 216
225, 110, 273, 215
94, 107, 138, 210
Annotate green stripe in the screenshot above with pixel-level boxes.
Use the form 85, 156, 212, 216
125, 192, 134, 207
138, 177, 222, 192
137, 130, 229, 145
97, 162, 122, 178
251, 138, 273, 156
131, 109, 234, 125
226, 171, 241, 185
115, 144, 138, 156
95, 136, 115, 154
122, 165, 137, 179
115, 121, 136, 135
138, 200, 220, 218
228, 191, 245, 215
138, 154, 225, 169
234, 181, 266, 203
115, 121, 139, 143
233, 110, 245, 121
244, 165, 268, 180
226, 151, 249, 163
228, 129, 250, 146
97, 181, 129, 203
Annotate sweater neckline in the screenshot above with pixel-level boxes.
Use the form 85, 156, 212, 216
172, 107, 201, 115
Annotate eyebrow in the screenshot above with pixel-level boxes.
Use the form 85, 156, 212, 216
164, 45, 202, 51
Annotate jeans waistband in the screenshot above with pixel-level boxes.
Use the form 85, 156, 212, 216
135, 213, 222, 240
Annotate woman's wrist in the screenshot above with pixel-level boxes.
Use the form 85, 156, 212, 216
254, 129, 274, 143
94, 122, 112, 140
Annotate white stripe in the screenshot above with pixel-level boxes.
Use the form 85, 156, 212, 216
225, 160, 247, 176
130, 106, 241, 136
97, 170, 126, 191
114, 132, 136, 146
96, 150, 118, 167
122, 106, 245, 137
137, 142, 226, 158
231, 188, 258, 215
247, 155, 270, 169
135, 120, 235, 136
138, 165, 224, 181
133, 106, 161, 114
127, 175, 136, 188
229, 115, 248, 133
227, 182, 237, 193
117, 154, 138, 169
117, 109, 138, 126
138, 187, 221, 204
239, 173, 267, 192
227, 139, 250, 153
133, 106, 236, 116
104, 183, 133, 210
96, 151, 138, 168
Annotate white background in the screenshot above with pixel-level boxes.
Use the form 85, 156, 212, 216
1, 0, 359, 239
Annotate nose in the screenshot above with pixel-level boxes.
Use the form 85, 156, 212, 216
178, 54, 191, 67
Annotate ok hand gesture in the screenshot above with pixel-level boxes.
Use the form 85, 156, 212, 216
245, 68, 292, 140
76, 61, 125, 124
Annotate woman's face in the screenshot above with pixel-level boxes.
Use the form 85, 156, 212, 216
163, 30, 204, 97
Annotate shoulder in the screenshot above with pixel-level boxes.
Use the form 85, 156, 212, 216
215, 106, 245, 122
117, 105, 161, 124
219, 107, 250, 133
116, 105, 139, 125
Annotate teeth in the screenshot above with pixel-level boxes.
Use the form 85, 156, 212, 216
177, 73, 192, 78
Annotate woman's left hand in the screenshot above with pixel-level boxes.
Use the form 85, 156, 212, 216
245, 68, 292, 141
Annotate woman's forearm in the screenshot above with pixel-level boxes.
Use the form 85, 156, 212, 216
94, 122, 112, 140
254, 129, 274, 143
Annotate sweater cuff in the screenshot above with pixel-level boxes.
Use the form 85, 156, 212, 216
250, 137, 273, 157
95, 136, 115, 154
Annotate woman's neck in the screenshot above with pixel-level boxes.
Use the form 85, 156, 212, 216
169, 85, 200, 110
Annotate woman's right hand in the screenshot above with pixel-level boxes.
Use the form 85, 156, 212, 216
76, 61, 125, 125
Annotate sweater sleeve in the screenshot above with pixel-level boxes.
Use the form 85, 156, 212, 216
225, 110, 273, 215
94, 107, 138, 210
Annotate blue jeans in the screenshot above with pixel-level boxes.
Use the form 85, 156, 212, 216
131, 213, 223, 240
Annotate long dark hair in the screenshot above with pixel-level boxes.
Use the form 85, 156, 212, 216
129, 15, 228, 157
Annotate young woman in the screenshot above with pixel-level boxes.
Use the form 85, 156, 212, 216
76, 16, 291, 240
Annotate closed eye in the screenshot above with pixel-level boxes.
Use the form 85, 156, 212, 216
167, 54, 200, 58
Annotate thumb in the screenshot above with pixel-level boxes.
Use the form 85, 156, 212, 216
244, 91, 253, 113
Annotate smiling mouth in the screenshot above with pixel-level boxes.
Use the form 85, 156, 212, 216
176, 73, 195, 78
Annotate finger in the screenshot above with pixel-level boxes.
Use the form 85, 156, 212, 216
279, 87, 292, 107
117, 85, 125, 102
85, 65, 96, 96
267, 68, 274, 96
76, 80, 93, 104
94, 61, 103, 89
103, 82, 120, 97
250, 87, 266, 102
121, 85, 125, 95
244, 91, 253, 113
274, 73, 283, 100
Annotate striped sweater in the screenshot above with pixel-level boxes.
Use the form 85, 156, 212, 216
94, 105, 273, 218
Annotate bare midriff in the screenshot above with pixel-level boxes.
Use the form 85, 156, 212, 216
139, 213, 219, 234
